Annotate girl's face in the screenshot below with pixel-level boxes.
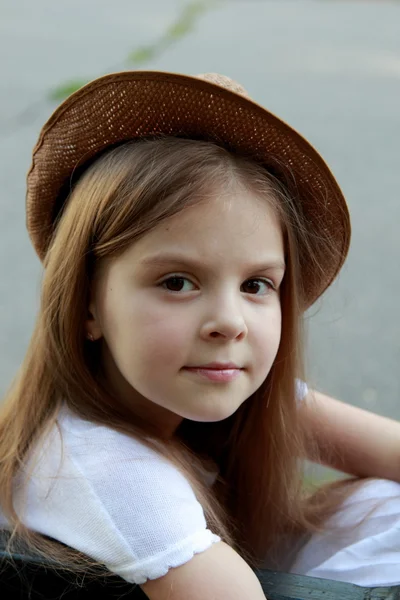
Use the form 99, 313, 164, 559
88, 187, 285, 435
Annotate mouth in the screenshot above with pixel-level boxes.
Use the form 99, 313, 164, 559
182, 362, 243, 383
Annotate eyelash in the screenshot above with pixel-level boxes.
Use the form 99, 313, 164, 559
159, 275, 276, 295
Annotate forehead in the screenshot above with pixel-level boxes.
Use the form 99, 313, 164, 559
122, 188, 284, 265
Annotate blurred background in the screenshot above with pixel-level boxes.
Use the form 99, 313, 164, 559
1, 0, 399, 478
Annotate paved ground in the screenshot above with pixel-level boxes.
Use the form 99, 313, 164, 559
1, 1, 399, 433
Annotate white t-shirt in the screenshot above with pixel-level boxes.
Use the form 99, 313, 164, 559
0, 381, 308, 584
0, 406, 220, 583
290, 478, 400, 586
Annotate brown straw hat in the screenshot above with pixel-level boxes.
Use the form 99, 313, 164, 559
26, 70, 350, 307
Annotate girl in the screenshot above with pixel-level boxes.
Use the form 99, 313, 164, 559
0, 71, 399, 598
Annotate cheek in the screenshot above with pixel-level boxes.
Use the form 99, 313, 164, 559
108, 298, 192, 371
139, 322, 188, 370
253, 307, 282, 368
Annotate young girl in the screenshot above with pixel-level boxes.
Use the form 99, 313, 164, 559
1, 71, 399, 598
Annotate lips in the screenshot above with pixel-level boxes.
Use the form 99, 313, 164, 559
183, 362, 243, 383
190, 362, 241, 370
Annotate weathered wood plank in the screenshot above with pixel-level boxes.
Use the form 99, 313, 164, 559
256, 569, 400, 600
2, 545, 400, 599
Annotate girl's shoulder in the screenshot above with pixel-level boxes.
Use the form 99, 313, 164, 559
34, 403, 198, 507
13, 405, 220, 585
56, 403, 163, 462
24, 403, 168, 487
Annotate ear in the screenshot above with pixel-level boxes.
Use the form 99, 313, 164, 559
85, 297, 103, 342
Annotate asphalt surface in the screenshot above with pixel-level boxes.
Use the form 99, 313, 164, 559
1, 1, 399, 430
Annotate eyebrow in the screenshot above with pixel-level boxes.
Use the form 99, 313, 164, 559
138, 253, 286, 272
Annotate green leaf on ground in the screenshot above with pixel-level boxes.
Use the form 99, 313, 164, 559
127, 46, 157, 65
47, 1, 216, 104
49, 80, 88, 101
167, 20, 193, 39
185, 0, 213, 17
167, 0, 212, 40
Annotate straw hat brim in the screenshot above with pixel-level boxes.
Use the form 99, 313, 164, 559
26, 70, 351, 308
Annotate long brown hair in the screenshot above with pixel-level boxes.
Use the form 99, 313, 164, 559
0, 137, 344, 574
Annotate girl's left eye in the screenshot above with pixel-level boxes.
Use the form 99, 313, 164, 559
241, 278, 274, 295
161, 276, 196, 292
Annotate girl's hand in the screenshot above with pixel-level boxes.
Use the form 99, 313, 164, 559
141, 541, 266, 600
301, 389, 400, 482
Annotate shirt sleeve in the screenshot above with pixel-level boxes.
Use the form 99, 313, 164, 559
17, 414, 221, 584
295, 379, 308, 402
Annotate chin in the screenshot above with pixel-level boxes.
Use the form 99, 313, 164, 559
183, 403, 243, 424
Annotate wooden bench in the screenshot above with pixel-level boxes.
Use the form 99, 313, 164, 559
1, 544, 400, 599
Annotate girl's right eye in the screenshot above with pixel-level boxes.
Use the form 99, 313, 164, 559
160, 276, 196, 292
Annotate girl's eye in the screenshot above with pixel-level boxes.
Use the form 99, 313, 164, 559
161, 276, 196, 292
241, 278, 274, 295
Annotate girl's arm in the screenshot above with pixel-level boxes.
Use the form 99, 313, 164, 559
301, 389, 400, 482
141, 541, 266, 600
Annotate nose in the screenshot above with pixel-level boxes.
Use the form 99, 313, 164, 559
200, 295, 248, 342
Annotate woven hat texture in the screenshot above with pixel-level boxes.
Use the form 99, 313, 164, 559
26, 71, 351, 307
